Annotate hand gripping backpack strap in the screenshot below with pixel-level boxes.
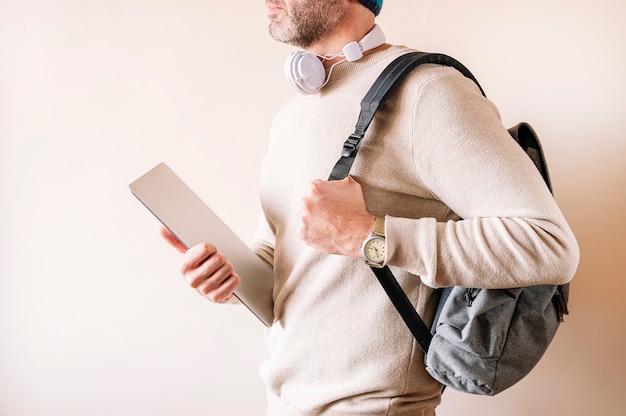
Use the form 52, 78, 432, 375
327, 52, 487, 354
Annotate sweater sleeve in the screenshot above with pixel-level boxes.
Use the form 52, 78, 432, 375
385, 69, 580, 288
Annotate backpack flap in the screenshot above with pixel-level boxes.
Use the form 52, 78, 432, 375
508, 122, 553, 193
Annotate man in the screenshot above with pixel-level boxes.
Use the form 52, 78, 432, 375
161, 1, 580, 414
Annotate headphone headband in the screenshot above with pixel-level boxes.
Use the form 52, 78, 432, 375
341, 24, 386, 62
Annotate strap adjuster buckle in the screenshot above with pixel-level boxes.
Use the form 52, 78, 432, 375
341, 134, 363, 158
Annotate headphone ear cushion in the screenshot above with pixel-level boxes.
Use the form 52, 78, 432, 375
284, 51, 326, 95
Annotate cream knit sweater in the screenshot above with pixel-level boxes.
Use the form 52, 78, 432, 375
251, 46, 579, 416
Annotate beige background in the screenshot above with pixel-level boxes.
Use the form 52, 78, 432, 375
1, 0, 624, 415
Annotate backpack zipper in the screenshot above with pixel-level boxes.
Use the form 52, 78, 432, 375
464, 288, 481, 306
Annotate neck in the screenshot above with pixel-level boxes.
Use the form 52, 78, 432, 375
307, 11, 378, 68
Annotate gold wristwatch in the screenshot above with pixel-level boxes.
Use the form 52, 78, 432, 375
361, 216, 386, 268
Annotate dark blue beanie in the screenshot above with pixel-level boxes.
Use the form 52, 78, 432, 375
358, 0, 383, 16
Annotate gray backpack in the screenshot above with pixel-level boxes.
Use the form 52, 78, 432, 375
329, 52, 570, 396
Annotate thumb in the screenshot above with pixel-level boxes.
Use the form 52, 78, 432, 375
159, 226, 188, 253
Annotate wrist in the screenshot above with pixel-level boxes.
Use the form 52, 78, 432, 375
350, 214, 376, 257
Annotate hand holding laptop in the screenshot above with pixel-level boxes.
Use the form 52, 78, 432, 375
160, 227, 242, 304
130, 162, 274, 326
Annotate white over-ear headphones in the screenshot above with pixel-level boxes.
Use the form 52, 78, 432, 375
284, 25, 386, 95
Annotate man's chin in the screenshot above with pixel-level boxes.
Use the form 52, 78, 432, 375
269, 24, 295, 45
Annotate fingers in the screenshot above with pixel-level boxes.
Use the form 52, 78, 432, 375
159, 227, 240, 303
197, 270, 242, 304
178, 242, 240, 303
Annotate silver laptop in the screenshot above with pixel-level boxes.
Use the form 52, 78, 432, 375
129, 162, 274, 326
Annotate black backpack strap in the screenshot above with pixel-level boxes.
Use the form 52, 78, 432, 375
327, 52, 486, 354
370, 266, 433, 353
328, 52, 485, 182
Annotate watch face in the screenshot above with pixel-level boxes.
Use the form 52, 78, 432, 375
364, 236, 386, 263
